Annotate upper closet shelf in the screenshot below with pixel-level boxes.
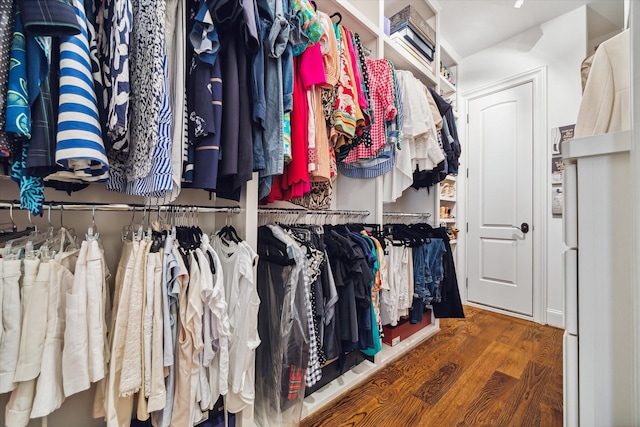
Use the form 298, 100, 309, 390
383, 35, 438, 86
384, 0, 439, 26
439, 76, 456, 94
322, 0, 379, 44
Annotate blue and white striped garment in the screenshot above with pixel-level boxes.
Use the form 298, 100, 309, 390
126, 55, 173, 197
54, 0, 109, 180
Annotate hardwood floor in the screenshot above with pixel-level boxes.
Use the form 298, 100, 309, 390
301, 306, 564, 427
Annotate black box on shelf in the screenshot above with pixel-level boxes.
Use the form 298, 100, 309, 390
389, 5, 436, 46
390, 23, 435, 61
390, 34, 434, 70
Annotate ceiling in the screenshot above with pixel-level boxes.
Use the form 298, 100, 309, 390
437, 0, 625, 59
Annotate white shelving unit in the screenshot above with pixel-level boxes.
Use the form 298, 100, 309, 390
298, 0, 463, 420
435, 41, 461, 246
437, 175, 458, 243
440, 77, 456, 95
301, 323, 439, 418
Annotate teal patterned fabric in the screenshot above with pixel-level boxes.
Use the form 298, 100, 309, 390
7, 10, 45, 215
10, 140, 45, 215
5, 9, 30, 137
291, 0, 322, 56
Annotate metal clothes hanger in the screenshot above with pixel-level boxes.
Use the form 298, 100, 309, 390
86, 204, 99, 241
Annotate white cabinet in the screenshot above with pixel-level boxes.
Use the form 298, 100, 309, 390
562, 131, 635, 427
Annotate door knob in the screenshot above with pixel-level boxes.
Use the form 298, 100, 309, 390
511, 223, 530, 233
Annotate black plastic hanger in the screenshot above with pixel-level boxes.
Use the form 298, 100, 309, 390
217, 224, 242, 246
0, 227, 35, 244
330, 12, 342, 25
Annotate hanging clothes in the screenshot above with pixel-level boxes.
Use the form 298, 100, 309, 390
0, 0, 16, 165
211, 0, 260, 202
430, 227, 465, 319
211, 232, 260, 414
255, 224, 310, 427
62, 237, 109, 397
265, 56, 311, 202
5, 8, 28, 138
49, 0, 109, 183
103, 239, 139, 427
199, 234, 230, 404
161, 0, 187, 203
339, 57, 397, 177
0, 257, 22, 394
5, 256, 43, 427
429, 86, 461, 176
31, 232, 79, 418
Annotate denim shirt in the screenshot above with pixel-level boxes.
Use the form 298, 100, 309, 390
257, 0, 289, 199
251, 0, 266, 172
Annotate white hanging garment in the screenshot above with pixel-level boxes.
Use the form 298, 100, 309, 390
0, 258, 22, 394
212, 236, 260, 414
31, 230, 79, 418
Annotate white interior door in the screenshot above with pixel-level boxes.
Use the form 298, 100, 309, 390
467, 82, 534, 316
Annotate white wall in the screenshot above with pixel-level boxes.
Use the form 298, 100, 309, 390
458, 6, 589, 328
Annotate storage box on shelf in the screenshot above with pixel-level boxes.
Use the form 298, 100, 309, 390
389, 5, 436, 45
390, 25, 434, 63
382, 310, 432, 346
388, 4, 436, 64
383, 0, 439, 86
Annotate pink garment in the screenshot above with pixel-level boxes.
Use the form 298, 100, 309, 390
299, 42, 326, 89
265, 58, 311, 202
300, 42, 326, 175
344, 27, 367, 111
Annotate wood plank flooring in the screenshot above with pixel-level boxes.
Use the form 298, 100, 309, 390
301, 306, 564, 427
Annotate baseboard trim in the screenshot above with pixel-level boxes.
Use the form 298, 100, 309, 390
465, 301, 535, 322
546, 309, 564, 328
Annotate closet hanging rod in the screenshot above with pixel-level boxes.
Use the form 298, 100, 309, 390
0, 200, 242, 214
257, 208, 370, 217
382, 212, 432, 218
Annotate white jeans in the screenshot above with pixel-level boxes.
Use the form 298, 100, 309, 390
6, 261, 51, 427
14, 258, 44, 381
31, 249, 78, 418
62, 239, 108, 397
0, 259, 22, 393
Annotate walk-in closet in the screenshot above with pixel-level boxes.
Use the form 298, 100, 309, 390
0, 0, 638, 426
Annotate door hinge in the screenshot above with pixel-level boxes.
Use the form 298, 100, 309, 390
466, 222, 468, 233
466, 113, 469, 124
465, 277, 468, 289
466, 168, 469, 178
